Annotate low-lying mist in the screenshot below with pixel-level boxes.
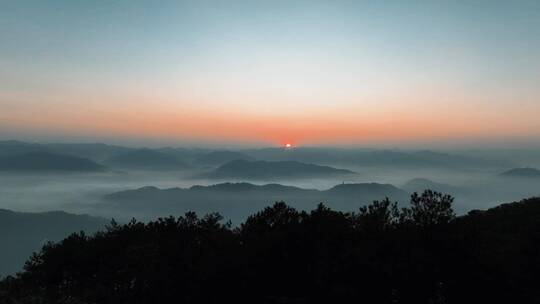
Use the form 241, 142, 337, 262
1, 163, 538, 222
2, 142, 540, 278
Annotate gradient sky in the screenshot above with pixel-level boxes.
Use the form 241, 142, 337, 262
1, 0, 539, 147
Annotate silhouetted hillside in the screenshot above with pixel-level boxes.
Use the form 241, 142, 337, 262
101, 182, 408, 222
500, 167, 540, 178
326, 182, 405, 197
0, 152, 105, 172
194, 150, 254, 166
189, 182, 308, 193
156, 147, 213, 165
205, 159, 354, 179
0, 141, 49, 157
2, 193, 540, 303
45, 143, 133, 162
0, 141, 133, 162
457, 196, 540, 231
103, 149, 188, 170
0, 141, 516, 170
243, 147, 512, 168
0, 209, 107, 277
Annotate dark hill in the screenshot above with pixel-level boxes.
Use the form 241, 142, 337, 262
0, 140, 133, 162
458, 196, 540, 230
0, 152, 105, 172
205, 159, 354, 179
500, 167, 540, 178
243, 147, 511, 168
102, 182, 408, 223
44, 143, 133, 162
189, 182, 303, 193
326, 182, 405, 197
0, 140, 49, 157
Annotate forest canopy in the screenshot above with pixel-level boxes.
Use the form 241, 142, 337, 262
1, 190, 539, 304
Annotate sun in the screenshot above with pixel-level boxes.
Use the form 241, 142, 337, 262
285, 143, 292, 149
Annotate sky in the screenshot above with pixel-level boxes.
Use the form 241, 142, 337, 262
1, 0, 539, 147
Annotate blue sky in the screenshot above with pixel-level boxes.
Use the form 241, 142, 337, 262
1, 1, 539, 147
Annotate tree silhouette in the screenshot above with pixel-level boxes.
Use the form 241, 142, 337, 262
2, 191, 539, 304
354, 197, 400, 233
401, 190, 455, 228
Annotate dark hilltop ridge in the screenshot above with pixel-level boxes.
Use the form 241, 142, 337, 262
0, 151, 105, 172
243, 147, 513, 169
0, 140, 131, 162
105, 182, 407, 202
0, 140, 517, 171
2, 192, 540, 303
500, 167, 540, 178
204, 159, 355, 179
101, 182, 409, 222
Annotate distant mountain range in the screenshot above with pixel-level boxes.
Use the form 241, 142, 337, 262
0, 140, 47, 158
242, 147, 513, 169
43, 143, 132, 162
0, 140, 130, 162
101, 182, 409, 223
193, 151, 254, 166
103, 149, 188, 170
0, 140, 519, 172
0, 209, 107, 277
0, 152, 105, 172
204, 160, 355, 179
500, 168, 540, 178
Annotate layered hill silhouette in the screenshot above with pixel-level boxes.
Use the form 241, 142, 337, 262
204, 159, 355, 179
0, 209, 107, 277
0, 140, 131, 162
243, 147, 512, 168
101, 182, 409, 222
194, 150, 254, 167
0, 140, 47, 158
103, 149, 188, 170
500, 167, 540, 178
0, 152, 105, 172
0, 140, 517, 170
44, 143, 132, 162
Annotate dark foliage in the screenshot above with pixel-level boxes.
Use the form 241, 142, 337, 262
1, 190, 539, 303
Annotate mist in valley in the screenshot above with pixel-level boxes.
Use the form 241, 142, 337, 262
1, 145, 539, 221
2, 140, 540, 278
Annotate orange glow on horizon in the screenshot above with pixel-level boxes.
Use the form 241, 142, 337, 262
2, 91, 540, 146
5, 104, 540, 147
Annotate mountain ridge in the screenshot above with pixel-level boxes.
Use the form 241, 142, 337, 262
0, 151, 105, 172
500, 167, 540, 178
204, 159, 355, 179
101, 182, 409, 223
